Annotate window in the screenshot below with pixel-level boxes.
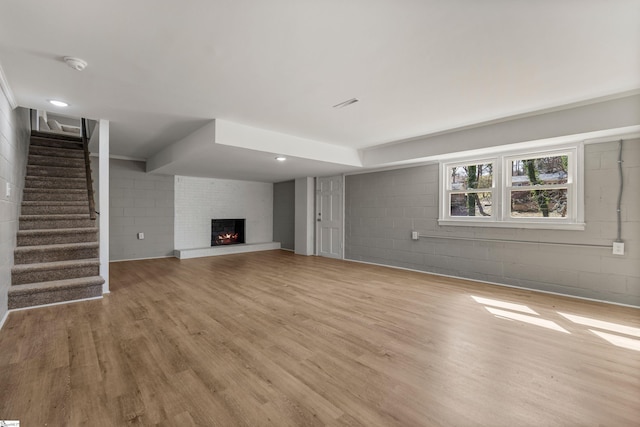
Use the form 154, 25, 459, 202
506, 154, 570, 220
446, 161, 494, 218
439, 143, 584, 229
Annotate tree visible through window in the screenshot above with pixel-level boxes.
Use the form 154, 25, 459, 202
509, 155, 568, 218
449, 163, 493, 217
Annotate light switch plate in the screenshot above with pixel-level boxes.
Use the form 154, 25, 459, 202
5, 182, 10, 198
137, 232, 145, 240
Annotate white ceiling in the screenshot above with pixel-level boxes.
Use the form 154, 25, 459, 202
1, 0, 639, 182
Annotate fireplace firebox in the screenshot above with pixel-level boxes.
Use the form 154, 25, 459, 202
211, 219, 245, 246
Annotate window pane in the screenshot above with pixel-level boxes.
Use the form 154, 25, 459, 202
450, 164, 493, 190
510, 189, 568, 218
450, 192, 493, 217
511, 155, 568, 186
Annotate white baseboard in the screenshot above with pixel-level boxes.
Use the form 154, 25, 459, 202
8, 295, 103, 314
344, 258, 640, 309
109, 255, 175, 263
0, 309, 9, 331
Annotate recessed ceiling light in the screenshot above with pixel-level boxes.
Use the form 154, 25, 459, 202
49, 100, 68, 107
275, 156, 287, 161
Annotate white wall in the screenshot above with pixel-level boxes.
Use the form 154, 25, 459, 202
294, 177, 314, 255
0, 95, 29, 322
273, 180, 295, 250
174, 176, 273, 249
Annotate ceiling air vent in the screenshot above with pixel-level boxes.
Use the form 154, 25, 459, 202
332, 98, 359, 108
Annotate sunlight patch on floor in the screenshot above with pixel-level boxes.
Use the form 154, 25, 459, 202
471, 295, 539, 315
590, 330, 640, 352
557, 312, 640, 352
557, 312, 640, 338
484, 307, 570, 334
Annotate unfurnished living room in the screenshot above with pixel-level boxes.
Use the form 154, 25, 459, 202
0, 1, 639, 426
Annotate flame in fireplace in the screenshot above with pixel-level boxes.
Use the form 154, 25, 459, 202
211, 219, 245, 246
217, 232, 239, 244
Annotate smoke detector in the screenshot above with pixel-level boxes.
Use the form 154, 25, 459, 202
63, 56, 88, 71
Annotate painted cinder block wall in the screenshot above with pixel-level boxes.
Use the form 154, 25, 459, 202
92, 158, 175, 261
345, 139, 640, 306
273, 180, 295, 250
0, 94, 29, 321
174, 175, 273, 250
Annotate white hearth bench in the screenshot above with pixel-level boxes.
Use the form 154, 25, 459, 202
174, 242, 281, 259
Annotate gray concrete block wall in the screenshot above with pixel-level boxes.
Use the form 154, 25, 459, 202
345, 139, 640, 306
93, 158, 174, 261
0, 97, 29, 320
273, 180, 295, 250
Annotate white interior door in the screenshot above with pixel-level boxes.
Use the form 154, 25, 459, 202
316, 175, 343, 259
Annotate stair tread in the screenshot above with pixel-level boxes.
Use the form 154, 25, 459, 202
29, 144, 83, 153
31, 131, 83, 142
30, 141, 82, 147
29, 153, 84, 159
25, 175, 85, 181
20, 214, 91, 219
23, 197, 88, 203
27, 164, 85, 171
30, 139, 84, 147
24, 187, 86, 192
28, 147, 84, 158
17, 227, 98, 235
14, 241, 99, 252
9, 276, 104, 294
22, 200, 88, 206
28, 158, 84, 167
12, 258, 100, 272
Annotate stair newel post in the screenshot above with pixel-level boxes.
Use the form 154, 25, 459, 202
81, 118, 97, 220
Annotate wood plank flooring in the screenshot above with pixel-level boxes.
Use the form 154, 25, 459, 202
1, 250, 639, 426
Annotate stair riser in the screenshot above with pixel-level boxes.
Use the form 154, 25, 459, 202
15, 247, 99, 264
12, 265, 100, 285
21, 204, 89, 215
23, 191, 88, 202
18, 231, 98, 246
28, 155, 85, 168
27, 165, 86, 179
8, 282, 102, 309
25, 177, 86, 189
29, 145, 84, 159
31, 138, 84, 150
20, 218, 94, 230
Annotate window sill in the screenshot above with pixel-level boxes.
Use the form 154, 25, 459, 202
437, 219, 586, 231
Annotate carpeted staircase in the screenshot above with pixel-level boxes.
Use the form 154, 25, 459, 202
8, 131, 104, 309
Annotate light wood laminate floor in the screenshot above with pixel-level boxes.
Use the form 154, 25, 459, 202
1, 250, 639, 426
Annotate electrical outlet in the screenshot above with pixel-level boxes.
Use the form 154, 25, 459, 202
612, 242, 624, 255
137, 232, 145, 240
411, 231, 419, 240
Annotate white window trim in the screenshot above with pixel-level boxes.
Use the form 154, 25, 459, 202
438, 142, 585, 230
